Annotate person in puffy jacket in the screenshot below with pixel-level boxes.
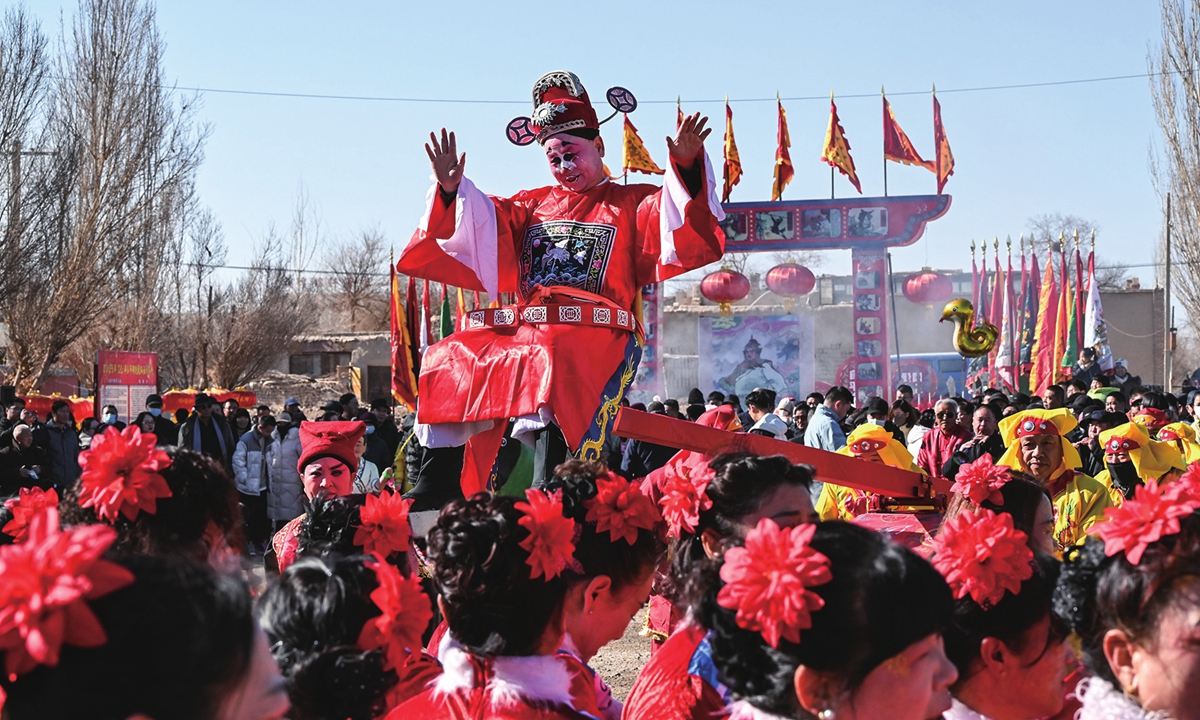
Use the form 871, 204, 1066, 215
265, 412, 304, 530
232, 414, 275, 553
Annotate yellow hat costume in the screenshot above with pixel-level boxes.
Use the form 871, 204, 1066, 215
1156, 422, 1200, 465
818, 424, 923, 521
1098, 422, 1185, 480
997, 408, 1081, 475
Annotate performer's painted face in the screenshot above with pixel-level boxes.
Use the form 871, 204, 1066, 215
543, 134, 605, 192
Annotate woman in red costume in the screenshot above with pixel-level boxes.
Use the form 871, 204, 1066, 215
393, 489, 608, 719
397, 70, 725, 500
623, 454, 817, 720
270, 420, 366, 572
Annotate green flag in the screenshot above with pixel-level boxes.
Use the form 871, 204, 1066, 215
1060, 273, 1078, 369
440, 284, 454, 339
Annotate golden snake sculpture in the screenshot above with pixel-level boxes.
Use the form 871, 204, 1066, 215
939, 298, 999, 358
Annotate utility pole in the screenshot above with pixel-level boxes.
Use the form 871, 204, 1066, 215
3, 141, 54, 242
1165, 193, 1173, 391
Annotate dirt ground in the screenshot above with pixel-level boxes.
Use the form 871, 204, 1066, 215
591, 608, 653, 702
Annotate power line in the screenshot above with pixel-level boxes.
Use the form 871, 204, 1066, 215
177, 68, 1185, 106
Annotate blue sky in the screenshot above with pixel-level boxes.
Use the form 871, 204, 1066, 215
27, 0, 1166, 281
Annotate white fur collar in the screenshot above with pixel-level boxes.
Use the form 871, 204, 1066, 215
433, 635, 575, 710
943, 698, 991, 720
1077, 677, 1173, 720
726, 700, 792, 720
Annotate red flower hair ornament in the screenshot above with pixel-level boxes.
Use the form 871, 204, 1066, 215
3, 487, 59, 543
659, 465, 714, 538
353, 490, 413, 558
1097, 478, 1200, 565
356, 553, 433, 671
77, 426, 172, 523
515, 488, 579, 580
931, 508, 1034, 609
717, 518, 832, 649
584, 471, 662, 544
0, 507, 134, 679
950, 455, 1011, 507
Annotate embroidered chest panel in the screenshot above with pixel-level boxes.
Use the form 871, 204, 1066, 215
520, 220, 616, 296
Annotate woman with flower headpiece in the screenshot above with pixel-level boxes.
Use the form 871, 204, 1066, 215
1093, 420, 1184, 505
813, 422, 924, 522
1052, 474, 1200, 719
398, 69, 725, 499
931, 506, 1074, 720
0, 508, 291, 720
940, 455, 1057, 556
539, 460, 667, 720
701, 519, 959, 720
1155, 420, 1200, 465
269, 421, 366, 572
623, 454, 817, 720
391, 489, 608, 719
56, 425, 243, 568
258, 552, 437, 719
996, 408, 1115, 550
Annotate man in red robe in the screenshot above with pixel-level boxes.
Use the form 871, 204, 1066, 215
397, 70, 725, 501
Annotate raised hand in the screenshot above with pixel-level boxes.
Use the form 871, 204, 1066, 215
666, 112, 712, 167
426, 128, 466, 193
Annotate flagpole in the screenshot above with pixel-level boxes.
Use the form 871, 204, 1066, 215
882, 86, 888, 197
888, 252, 902, 393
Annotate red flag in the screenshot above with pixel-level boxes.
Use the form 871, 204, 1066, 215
390, 261, 418, 411
1074, 240, 1085, 351
821, 94, 861, 193
989, 246, 1004, 329
883, 93, 934, 170
933, 89, 955, 194
1054, 244, 1070, 382
722, 98, 742, 203
772, 96, 794, 201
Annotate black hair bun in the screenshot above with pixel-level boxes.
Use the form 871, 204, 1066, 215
297, 494, 367, 559
1052, 536, 1107, 636
288, 647, 393, 720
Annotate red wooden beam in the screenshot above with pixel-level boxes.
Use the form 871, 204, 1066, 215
613, 407, 951, 497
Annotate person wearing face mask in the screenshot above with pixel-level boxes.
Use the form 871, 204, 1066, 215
996, 408, 1115, 550
1094, 421, 1183, 504
396, 70, 724, 498
99, 404, 126, 431
815, 422, 925, 521
859, 396, 906, 444
144, 393, 177, 445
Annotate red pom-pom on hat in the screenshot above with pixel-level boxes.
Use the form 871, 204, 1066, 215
0, 507, 134, 678
515, 488, 577, 581
584, 471, 661, 545
931, 508, 1034, 608
950, 455, 1011, 507
717, 518, 832, 649
77, 426, 172, 523
353, 490, 413, 558
297, 421, 364, 475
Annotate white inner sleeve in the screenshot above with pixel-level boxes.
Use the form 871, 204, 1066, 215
417, 175, 500, 298
658, 148, 725, 266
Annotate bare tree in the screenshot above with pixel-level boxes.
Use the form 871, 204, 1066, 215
0, 0, 205, 391
209, 231, 315, 388
1025, 213, 1130, 290
321, 227, 388, 330
290, 183, 322, 286
1150, 0, 1200, 332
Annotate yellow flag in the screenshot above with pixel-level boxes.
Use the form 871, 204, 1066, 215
821, 95, 862, 193
622, 114, 664, 175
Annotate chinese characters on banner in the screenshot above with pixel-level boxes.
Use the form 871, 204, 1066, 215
851, 250, 889, 404
96, 350, 158, 424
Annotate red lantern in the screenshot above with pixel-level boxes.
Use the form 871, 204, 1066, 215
20, 392, 53, 419
701, 269, 751, 315
67, 395, 93, 422
162, 388, 200, 415
765, 263, 816, 311
206, 388, 234, 405
903, 269, 953, 307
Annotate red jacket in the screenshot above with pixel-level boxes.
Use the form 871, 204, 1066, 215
622, 624, 727, 720
916, 426, 972, 479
